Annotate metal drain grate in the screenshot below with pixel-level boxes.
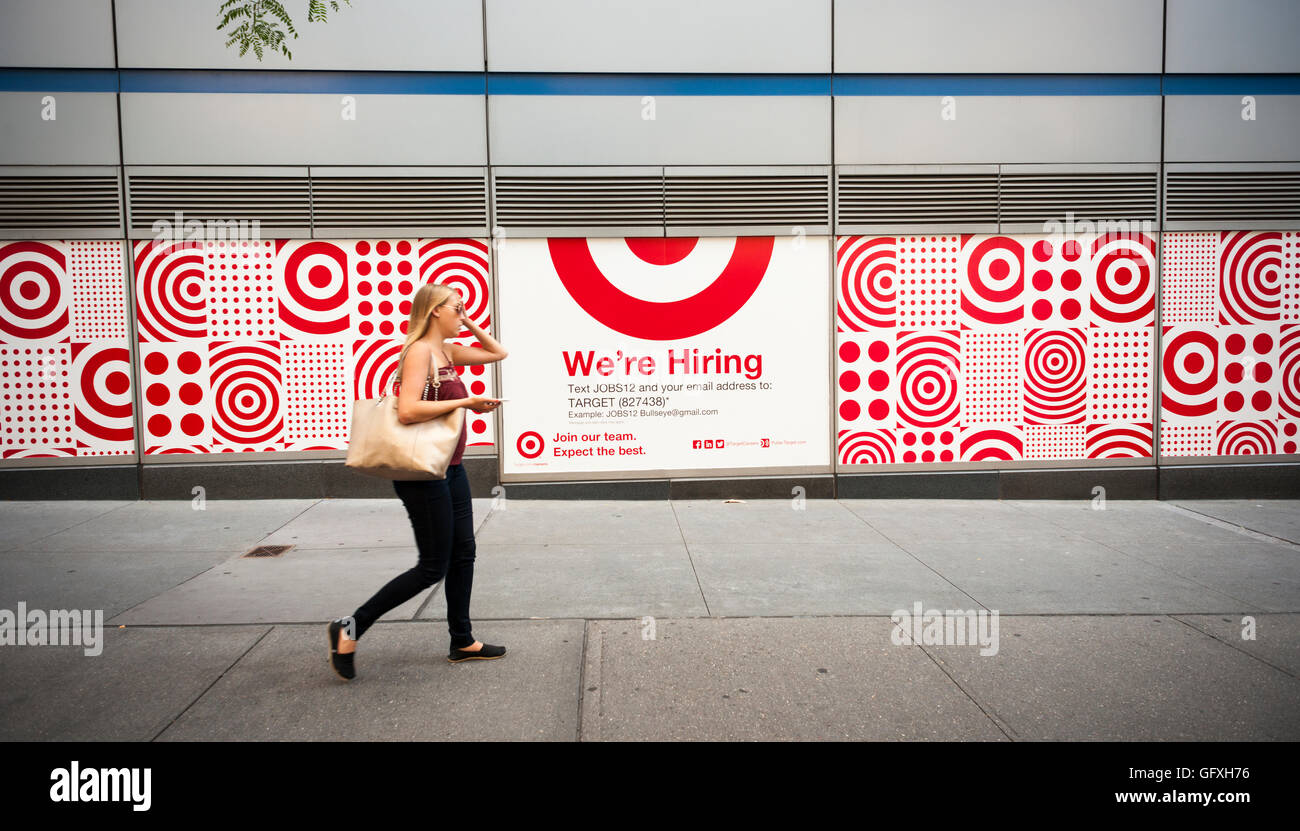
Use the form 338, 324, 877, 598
242, 545, 294, 558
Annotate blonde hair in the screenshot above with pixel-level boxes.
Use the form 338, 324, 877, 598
397, 282, 457, 377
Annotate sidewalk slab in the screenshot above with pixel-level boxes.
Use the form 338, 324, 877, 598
155, 620, 584, 741
251, 497, 497, 550
899, 538, 1260, 614
476, 499, 685, 544
0, 501, 134, 553
0, 548, 243, 621
426, 542, 709, 619
580, 616, 1009, 741
688, 541, 984, 616
918, 615, 1300, 741
109, 546, 433, 626
0, 624, 269, 741
1089, 540, 1300, 613
1169, 500, 1300, 544
1170, 613, 1300, 676
670, 499, 895, 545
842, 499, 1089, 547
20, 500, 316, 554
1003, 499, 1256, 548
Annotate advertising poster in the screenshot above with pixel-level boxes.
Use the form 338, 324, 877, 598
498, 235, 830, 479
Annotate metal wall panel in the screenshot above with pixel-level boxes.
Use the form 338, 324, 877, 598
835, 96, 1161, 165
485, 0, 830, 72
489, 95, 831, 166
0, 92, 120, 165
114, 0, 484, 70
1167, 0, 1300, 73
1165, 95, 1300, 162
0, 0, 116, 68
834, 0, 1162, 73
120, 93, 486, 165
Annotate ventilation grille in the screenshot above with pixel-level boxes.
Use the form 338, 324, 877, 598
665, 175, 828, 227
838, 173, 998, 225
0, 175, 122, 230
310, 177, 486, 229
127, 175, 310, 232
1000, 172, 1157, 224
1165, 171, 1300, 225
494, 176, 663, 227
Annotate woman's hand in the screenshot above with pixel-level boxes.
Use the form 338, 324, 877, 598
463, 395, 503, 414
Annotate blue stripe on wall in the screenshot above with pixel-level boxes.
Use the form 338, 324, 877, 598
1163, 75, 1300, 95
118, 69, 485, 94
0, 69, 119, 93
1, 69, 1298, 96
836, 74, 1161, 95
487, 73, 830, 95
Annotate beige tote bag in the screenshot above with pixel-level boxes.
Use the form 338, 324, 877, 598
345, 354, 465, 481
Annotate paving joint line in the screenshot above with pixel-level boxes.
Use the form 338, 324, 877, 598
1158, 502, 1300, 552
913, 642, 1018, 741
1168, 614, 1299, 680
148, 624, 275, 742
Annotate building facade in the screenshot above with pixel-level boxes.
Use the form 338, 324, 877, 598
0, 0, 1297, 499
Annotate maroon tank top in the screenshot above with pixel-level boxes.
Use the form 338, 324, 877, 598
421, 349, 468, 465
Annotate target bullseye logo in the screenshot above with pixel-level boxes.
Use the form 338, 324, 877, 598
547, 237, 774, 339
517, 430, 544, 459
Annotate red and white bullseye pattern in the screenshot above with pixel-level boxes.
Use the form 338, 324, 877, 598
1219, 231, 1281, 324
1023, 328, 1085, 424
836, 233, 1162, 465
278, 240, 349, 338
1160, 232, 1297, 457
837, 236, 896, 331
0, 241, 69, 342
1091, 233, 1155, 326
419, 239, 491, 338
134, 240, 206, 341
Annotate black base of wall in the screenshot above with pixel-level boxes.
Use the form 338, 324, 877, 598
0, 460, 1296, 500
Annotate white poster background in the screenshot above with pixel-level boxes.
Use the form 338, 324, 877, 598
497, 236, 830, 477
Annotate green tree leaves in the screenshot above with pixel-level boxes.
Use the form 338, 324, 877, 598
217, 1, 353, 61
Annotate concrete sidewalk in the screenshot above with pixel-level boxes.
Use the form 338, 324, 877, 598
1, 496, 1297, 741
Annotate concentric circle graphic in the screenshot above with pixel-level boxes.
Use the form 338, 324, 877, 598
1162, 328, 1218, 418
1219, 231, 1281, 324
962, 236, 1024, 325
547, 237, 774, 340
0, 241, 68, 341
134, 240, 206, 341
280, 241, 348, 336
517, 430, 544, 459
837, 236, 895, 331
1024, 329, 1086, 423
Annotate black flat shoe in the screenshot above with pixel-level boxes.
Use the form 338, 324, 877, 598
448, 643, 506, 662
327, 619, 356, 680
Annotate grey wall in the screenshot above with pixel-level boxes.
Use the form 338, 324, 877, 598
0, 0, 116, 68
0, 92, 119, 164
119, 93, 486, 165
486, 0, 830, 72
1165, 95, 1300, 162
834, 0, 1163, 73
489, 96, 830, 165
1167, 0, 1300, 72
836, 96, 1161, 165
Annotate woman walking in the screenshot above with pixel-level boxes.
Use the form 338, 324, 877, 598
328, 282, 507, 680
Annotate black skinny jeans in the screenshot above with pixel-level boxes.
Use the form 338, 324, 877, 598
349, 463, 476, 649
